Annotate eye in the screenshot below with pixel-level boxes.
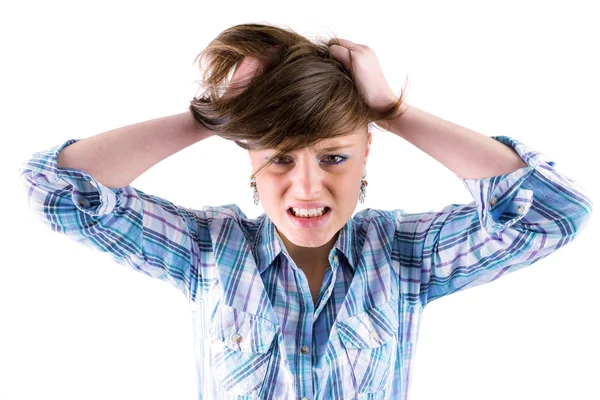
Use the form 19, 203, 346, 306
270, 155, 349, 166
271, 156, 293, 165
322, 155, 348, 165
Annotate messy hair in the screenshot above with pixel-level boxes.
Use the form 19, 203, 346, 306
188, 22, 409, 179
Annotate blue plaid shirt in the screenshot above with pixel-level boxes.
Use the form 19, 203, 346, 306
17, 135, 593, 400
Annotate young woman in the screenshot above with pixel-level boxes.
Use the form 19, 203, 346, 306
17, 23, 593, 400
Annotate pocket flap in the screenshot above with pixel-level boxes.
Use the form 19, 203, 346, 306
336, 300, 398, 349
210, 304, 278, 353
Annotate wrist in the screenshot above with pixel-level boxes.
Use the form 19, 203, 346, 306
375, 102, 411, 133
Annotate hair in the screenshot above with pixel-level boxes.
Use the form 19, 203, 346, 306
188, 22, 409, 179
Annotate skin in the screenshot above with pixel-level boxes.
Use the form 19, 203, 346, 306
247, 129, 372, 284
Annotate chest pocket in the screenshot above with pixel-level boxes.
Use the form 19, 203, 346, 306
210, 304, 278, 398
336, 300, 398, 395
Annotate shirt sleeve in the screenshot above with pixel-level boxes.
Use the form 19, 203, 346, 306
17, 138, 207, 303
394, 135, 594, 307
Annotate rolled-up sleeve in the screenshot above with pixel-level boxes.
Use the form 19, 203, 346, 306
395, 135, 594, 307
17, 139, 206, 302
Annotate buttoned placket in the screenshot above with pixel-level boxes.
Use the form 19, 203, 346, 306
313, 254, 338, 319
304, 252, 340, 400
296, 252, 340, 400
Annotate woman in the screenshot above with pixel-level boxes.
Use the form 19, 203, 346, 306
17, 23, 593, 400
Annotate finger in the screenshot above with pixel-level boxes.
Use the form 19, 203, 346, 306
328, 44, 352, 70
328, 37, 360, 50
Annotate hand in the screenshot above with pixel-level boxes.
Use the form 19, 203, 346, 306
327, 38, 398, 115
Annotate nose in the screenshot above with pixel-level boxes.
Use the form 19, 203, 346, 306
290, 155, 324, 199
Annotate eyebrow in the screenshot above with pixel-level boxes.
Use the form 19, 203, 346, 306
316, 144, 353, 152
262, 144, 353, 159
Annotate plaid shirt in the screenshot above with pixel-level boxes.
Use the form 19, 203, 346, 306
17, 135, 593, 400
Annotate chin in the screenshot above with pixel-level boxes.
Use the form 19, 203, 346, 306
287, 227, 336, 247
291, 237, 329, 248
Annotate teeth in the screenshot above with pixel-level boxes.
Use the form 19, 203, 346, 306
291, 207, 326, 218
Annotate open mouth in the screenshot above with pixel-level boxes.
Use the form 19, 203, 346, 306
288, 207, 331, 218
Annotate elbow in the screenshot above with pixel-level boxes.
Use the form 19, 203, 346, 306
562, 191, 594, 241
573, 193, 594, 236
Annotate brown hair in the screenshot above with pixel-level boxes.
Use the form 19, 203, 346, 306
188, 22, 409, 179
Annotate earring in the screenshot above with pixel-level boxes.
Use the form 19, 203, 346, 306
250, 174, 260, 205
359, 169, 368, 204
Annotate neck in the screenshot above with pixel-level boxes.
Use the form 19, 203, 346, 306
276, 229, 339, 276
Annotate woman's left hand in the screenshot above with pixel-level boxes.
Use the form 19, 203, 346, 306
327, 38, 399, 114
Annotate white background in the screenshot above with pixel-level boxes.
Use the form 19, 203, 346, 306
2, 1, 598, 399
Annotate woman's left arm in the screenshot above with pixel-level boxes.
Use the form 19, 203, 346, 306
329, 38, 594, 305
376, 91, 594, 305
383, 104, 528, 179
381, 99, 596, 305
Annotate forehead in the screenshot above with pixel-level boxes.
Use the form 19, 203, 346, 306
310, 139, 356, 152
252, 131, 366, 154
316, 131, 366, 145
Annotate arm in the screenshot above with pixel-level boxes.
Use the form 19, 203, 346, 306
17, 111, 214, 302
385, 105, 594, 306
324, 38, 593, 306
384, 103, 527, 179
56, 111, 212, 189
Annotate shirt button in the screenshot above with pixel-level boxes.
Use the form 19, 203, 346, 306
490, 197, 497, 206
370, 331, 379, 341
232, 334, 243, 344
517, 205, 525, 214
301, 397, 309, 400
300, 345, 310, 354
76, 197, 90, 208
332, 254, 338, 263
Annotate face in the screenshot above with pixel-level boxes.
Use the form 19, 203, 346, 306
247, 129, 372, 252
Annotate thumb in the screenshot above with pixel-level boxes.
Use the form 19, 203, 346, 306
328, 44, 352, 72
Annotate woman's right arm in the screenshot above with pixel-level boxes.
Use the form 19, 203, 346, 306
57, 111, 212, 189
17, 111, 215, 302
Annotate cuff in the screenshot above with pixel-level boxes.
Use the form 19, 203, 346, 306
460, 135, 557, 234
17, 139, 123, 216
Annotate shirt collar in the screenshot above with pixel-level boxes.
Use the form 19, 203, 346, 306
254, 213, 356, 274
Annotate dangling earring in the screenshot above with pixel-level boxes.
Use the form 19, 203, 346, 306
250, 174, 260, 205
359, 169, 368, 204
